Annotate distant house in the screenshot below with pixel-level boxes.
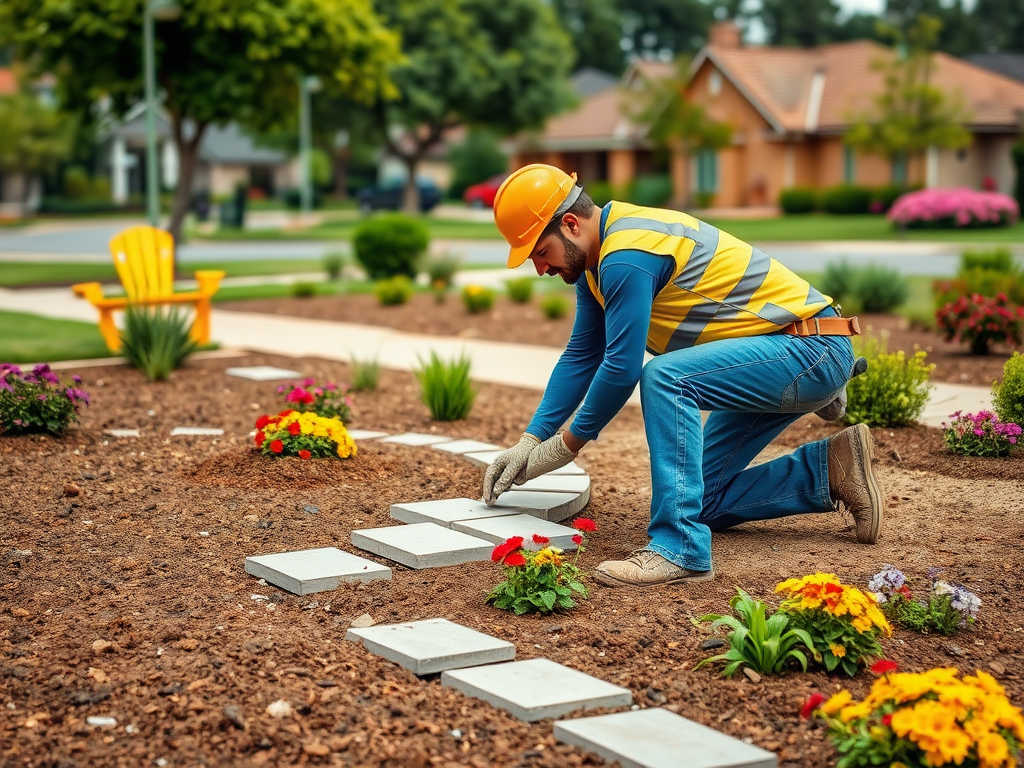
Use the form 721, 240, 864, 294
966, 53, 1024, 85
510, 23, 1024, 209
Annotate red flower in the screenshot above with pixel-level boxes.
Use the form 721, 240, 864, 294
255, 415, 270, 429
503, 552, 527, 567
255, 431, 266, 448
505, 536, 524, 550
298, 449, 311, 460
572, 518, 597, 532
572, 534, 583, 546
532, 534, 550, 544
490, 536, 525, 563
825, 582, 843, 595
279, 409, 295, 417
800, 692, 826, 719
882, 714, 893, 727
288, 421, 301, 436
896, 585, 913, 599
270, 439, 284, 454
870, 660, 898, 675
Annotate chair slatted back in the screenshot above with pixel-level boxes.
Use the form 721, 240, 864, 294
108, 225, 175, 301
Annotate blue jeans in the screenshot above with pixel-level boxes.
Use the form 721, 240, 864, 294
639, 311, 856, 572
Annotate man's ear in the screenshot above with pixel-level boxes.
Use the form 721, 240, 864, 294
561, 213, 581, 237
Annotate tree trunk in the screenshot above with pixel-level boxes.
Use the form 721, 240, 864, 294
333, 146, 350, 200
167, 117, 208, 247
402, 156, 422, 215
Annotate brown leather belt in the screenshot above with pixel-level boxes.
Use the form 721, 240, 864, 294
780, 315, 861, 337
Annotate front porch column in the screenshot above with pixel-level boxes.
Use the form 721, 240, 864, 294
608, 150, 636, 192
670, 146, 689, 208
111, 137, 129, 204
926, 146, 939, 188
162, 140, 179, 191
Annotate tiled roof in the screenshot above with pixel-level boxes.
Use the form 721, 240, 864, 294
967, 53, 1024, 85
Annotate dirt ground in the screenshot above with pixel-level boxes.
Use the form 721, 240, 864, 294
2, 300, 1023, 767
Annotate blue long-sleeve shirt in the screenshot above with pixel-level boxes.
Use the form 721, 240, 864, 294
526, 205, 675, 442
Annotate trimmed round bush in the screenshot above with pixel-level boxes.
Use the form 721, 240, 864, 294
888, 188, 1020, 229
779, 187, 817, 214
353, 214, 429, 279
626, 174, 673, 208
820, 184, 873, 214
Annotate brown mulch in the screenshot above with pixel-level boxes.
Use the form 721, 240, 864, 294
2, 350, 1023, 768
221, 293, 1022, 387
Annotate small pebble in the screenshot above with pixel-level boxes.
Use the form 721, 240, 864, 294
700, 638, 726, 651
265, 700, 292, 718
743, 668, 762, 683
350, 613, 375, 628
86, 716, 117, 728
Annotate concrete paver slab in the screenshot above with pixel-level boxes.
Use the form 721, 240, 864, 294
513, 475, 591, 495
346, 618, 515, 675
390, 498, 518, 527
105, 429, 140, 438
452, 514, 581, 550
431, 439, 501, 455
225, 365, 302, 381
378, 432, 453, 447
171, 427, 224, 436
492, 489, 590, 522
244, 547, 391, 595
441, 658, 632, 722
554, 708, 778, 768
347, 430, 389, 440
351, 523, 494, 569
462, 450, 586, 474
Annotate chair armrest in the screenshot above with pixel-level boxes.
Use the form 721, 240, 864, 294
71, 282, 105, 304
193, 270, 226, 296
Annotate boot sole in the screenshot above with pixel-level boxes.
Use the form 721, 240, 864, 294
593, 569, 716, 588
851, 423, 883, 544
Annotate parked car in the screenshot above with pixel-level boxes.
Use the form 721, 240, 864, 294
358, 178, 442, 213
463, 173, 509, 208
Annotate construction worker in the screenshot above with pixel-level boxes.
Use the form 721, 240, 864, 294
481, 163, 883, 588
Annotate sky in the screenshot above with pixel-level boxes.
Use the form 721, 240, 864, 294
836, 0, 885, 16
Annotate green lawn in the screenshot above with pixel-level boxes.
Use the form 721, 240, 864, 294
201, 217, 502, 242
0, 311, 112, 363
0, 259, 331, 288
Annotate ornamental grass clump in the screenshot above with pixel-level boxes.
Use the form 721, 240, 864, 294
695, 588, 819, 677
845, 334, 934, 427
277, 378, 353, 424
415, 351, 475, 421
254, 410, 356, 460
993, 353, 1024, 427
349, 354, 380, 392
486, 518, 596, 615
119, 305, 197, 381
776, 572, 891, 676
540, 292, 570, 320
0, 363, 90, 436
888, 188, 1020, 229
943, 410, 1021, 457
461, 284, 495, 314
936, 293, 1024, 355
806, 663, 1024, 768
505, 277, 534, 304
868, 565, 981, 635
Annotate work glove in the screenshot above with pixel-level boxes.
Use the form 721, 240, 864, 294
515, 432, 578, 485
482, 433, 540, 506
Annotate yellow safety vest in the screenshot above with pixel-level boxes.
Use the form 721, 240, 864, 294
584, 202, 831, 354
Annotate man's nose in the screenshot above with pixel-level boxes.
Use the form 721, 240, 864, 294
532, 258, 545, 277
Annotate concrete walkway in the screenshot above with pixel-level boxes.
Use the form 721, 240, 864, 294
0, 284, 992, 427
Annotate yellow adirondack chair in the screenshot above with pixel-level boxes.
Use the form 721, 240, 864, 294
72, 225, 226, 352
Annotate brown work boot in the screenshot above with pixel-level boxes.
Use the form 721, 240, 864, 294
827, 423, 883, 544
593, 549, 714, 588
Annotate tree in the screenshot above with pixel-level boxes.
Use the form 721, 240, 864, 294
883, 0, 981, 56
552, 0, 626, 75
619, 0, 715, 60
755, 0, 843, 47
0, 88, 75, 204
0, 0, 399, 242
974, 0, 1024, 54
844, 15, 972, 182
366, 0, 575, 213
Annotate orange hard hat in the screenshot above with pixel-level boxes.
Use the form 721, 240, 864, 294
493, 164, 581, 268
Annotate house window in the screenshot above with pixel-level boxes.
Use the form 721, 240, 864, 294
891, 154, 907, 185
696, 150, 718, 193
709, 70, 722, 96
843, 146, 856, 184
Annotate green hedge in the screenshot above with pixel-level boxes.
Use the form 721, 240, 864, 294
353, 214, 429, 280
779, 187, 817, 214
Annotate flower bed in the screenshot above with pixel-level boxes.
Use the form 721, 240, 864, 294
888, 188, 1019, 229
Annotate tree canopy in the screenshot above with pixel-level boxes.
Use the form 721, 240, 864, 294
0, 91, 75, 178
552, 0, 627, 75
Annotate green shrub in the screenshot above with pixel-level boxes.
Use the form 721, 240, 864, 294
870, 184, 913, 213
282, 187, 324, 210
855, 265, 909, 313
779, 187, 817, 214
323, 252, 345, 281
119, 305, 197, 382
415, 351, 475, 421
424, 254, 461, 289
290, 281, 317, 298
844, 334, 934, 427
350, 354, 380, 392
626, 174, 673, 208
353, 214, 429, 280
63, 165, 91, 199
461, 284, 495, 314
540, 292, 570, 320
374, 275, 414, 306
819, 184, 872, 214
993, 352, 1024, 427
586, 181, 625, 208
506, 277, 534, 304
960, 247, 1018, 274
820, 260, 859, 304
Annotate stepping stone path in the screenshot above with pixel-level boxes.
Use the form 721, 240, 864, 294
171, 426, 224, 436
351, 523, 494, 569
431, 439, 501, 455
104, 429, 140, 438
244, 547, 391, 595
390, 498, 518, 527
225, 365, 302, 381
346, 429, 389, 440
488, 489, 590, 522
442, 658, 633, 722
379, 432, 452, 447
513, 474, 591, 495
346, 618, 515, 675
463, 450, 586, 475
452, 514, 582, 550
554, 708, 778, 768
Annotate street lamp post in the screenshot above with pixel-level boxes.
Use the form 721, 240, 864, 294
298, 75, 321, 219
143, 0, 180, 228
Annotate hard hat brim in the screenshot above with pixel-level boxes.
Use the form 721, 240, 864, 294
506, 240, 537, 269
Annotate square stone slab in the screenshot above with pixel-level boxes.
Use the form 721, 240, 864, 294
554, 708, 778, 768
347, 430, 389, 440
390, 498, 518, 527
463, 451, 586, 475
351, 523, 494, 569
171, 426, 224, 436
104, 429, 140, 438
442, 658, 632, 722
492, 489, 590, 522
452, 515, 581, 550
225, 365, 302, 381
346, 618, 515, 675
431, 439, 501, 455
244, 547, 391, 595
513, 475, 590, 495
378, 432, 453, 447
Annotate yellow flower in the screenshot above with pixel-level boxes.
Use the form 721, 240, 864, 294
821, 690, 852, 715
829, 644, 847, 658
533, 548, 564, 567
977, 733, 1010, 767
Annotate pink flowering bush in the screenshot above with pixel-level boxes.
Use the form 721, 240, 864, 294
0, 363, 90, 436
888, 188, 1019, 229
276, 378, 353, 423
943, 410, 1021, 458
935, 292, 1024, 354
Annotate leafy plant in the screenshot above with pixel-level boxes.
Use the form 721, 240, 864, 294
423, 254, 461, 289
935, 292, 1024, 355
505, 277, 534, 304
290, 281, 317, 298
486, 519, 596, 615
856, 265, 909, 313
119, 305, 197, 382
323, 251, 345, 281
277, 378, 353, 424
353, 214, 429, 280
461, 284, 495, 314
694, 588, 818, 677
349, 354, 380, 392
540, 292, 570, 320
868, 565, 980, 635
415, 351, 475, 421
943, 410, 1021, 457
845, 333, 934, 427
993, 352, 1024, 427
374, 275, 415, 306
961, 247, 1019, 274
254, 410, 356, 460
0, 363, 90, 436
820, 260, 859, 306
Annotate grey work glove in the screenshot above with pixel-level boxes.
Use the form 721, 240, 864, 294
482, 433, 540, 506
515, 432, 578, 484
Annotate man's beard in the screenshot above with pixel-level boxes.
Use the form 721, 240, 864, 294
555, 231, 588, 285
